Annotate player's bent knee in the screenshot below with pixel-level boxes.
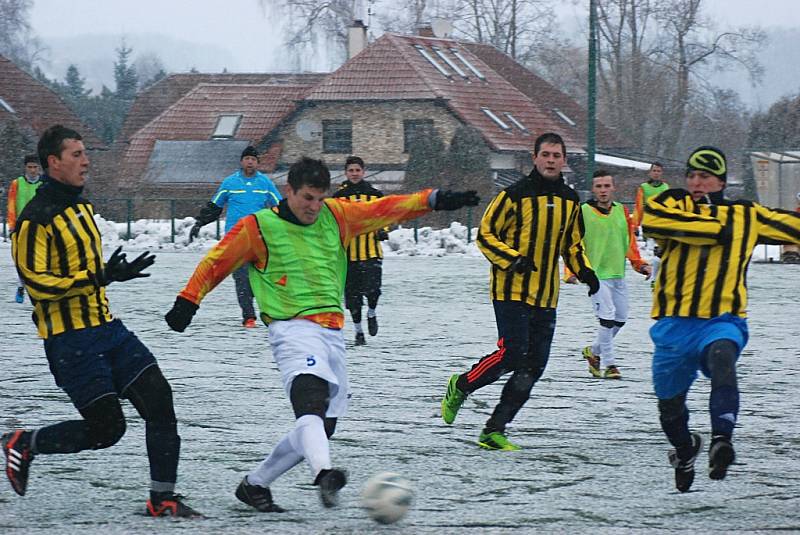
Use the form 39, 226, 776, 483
324, 417, 337, 438
88, 415, 126, 449
658, 393, 687, 420
290, 374, 330, 419
706, 340, 738, 385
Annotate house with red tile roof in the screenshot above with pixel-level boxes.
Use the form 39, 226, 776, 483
0, 54, 104, 197
114, 28, 651, 219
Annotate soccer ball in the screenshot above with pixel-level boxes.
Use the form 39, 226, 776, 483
361, 472, 414, 524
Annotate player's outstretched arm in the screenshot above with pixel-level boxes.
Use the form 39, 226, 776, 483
753, 204, 800, 244
167, 215, 265, 332
642, 189, 724, 245
329, 189, 478, 244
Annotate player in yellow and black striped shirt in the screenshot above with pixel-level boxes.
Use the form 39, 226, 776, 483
3, 125, 200, 517
332, 156, 388, 345
642, 146, 800, 493
440, 132, 599, 451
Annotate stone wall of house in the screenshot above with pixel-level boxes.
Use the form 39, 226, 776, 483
279, 101, 461, 165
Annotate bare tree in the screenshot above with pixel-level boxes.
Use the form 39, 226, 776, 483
0, 0, 46, 69
592, 0, 764, 158
258, 0, 360, 68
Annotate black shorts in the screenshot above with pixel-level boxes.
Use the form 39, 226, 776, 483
344, 258, 382, 307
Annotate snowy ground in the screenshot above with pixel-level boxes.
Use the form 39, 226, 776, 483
1, 233, 799, 534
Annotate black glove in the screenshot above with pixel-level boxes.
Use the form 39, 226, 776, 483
509, 256, 537, 274
189, 223, 202, 242
578, 268, 600, 297
433, 190, 480, 211
376, 229, 389, 241
95, 247, 156, 286
165, 296, 200, 333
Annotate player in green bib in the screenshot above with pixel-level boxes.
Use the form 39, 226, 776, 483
580, 170, 651, 379
166, 157, 479, 512
6, 154, 43, 303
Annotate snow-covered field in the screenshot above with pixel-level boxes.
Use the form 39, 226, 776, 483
0, 224, 798, 534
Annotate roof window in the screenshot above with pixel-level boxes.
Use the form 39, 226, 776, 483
481, 108, 510, 130
212, 114, 242, 138
553, 108, 576, 126
504, 112, 528, 133
450, 48, 485, 80
414, 45, 451, 77
431, 46, 467, 78
0, 97, 16, 114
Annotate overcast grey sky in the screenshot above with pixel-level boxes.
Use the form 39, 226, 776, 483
28, 0, 800, 108
30, 0, 800, 68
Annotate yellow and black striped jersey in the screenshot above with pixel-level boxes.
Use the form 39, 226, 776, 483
643, 189, 800, 319
333, 180, 386, 261
477, 170, 591, 308
11, 178, 112, 339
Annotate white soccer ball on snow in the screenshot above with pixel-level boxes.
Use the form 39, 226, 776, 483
361, 472, 414, 524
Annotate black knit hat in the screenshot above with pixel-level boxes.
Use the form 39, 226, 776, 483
24, 154, 39, 165
686, 146, 727, 182
240, 146, 259, 160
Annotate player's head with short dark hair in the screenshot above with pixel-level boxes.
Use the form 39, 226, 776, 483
592, 169, 613, 179
650, 161, 663, 170
345, 156, 364, 170
533, 132, 566, 157
287, 157, 331, 192
37, 125, 82, 170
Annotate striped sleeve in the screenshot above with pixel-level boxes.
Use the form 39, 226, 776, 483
632, 186, 644, 227
561, 204, 590, 275
12, 219, 97, 301
623, 205, 649, 272
641, 191, 725, 245
476, 191, 519, 270
754, 204, 800, 244
178, 215, 266, 305
7, 179, 18, 229
326, 189, 433, 245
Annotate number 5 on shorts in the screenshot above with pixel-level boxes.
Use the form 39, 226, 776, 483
306, 356, 316, 367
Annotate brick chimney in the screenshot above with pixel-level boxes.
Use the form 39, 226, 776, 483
417, 23, 434, 37
347, 19, 368, 59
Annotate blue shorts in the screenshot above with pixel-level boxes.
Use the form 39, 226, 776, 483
44, 319, 157, 409
650, 314, 748, 400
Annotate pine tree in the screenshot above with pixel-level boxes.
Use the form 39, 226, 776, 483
443, 126, 491, 189
114, 43, 138, 101
404, 128, 446, 192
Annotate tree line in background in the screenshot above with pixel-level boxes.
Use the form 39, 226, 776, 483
1, 0, 799, 201
264, 0, 800, 196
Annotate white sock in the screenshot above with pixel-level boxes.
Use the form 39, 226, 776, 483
288, 414, 331, 479
247, 433, 304, 487
367, 308, 376, 318
596, 326, 616, 368
354, 322, 363, 334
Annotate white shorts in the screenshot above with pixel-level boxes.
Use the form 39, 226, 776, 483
590, 278, 629, 323
268, 319, 349, 418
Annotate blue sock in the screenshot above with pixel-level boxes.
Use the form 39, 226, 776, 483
709, 384, 738, 438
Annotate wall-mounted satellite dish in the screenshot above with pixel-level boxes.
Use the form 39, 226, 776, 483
296, 119, 323, 142
431, 18, 453, 38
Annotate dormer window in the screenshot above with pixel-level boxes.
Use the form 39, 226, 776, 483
414, 45, 451, 78
553, 108, 576, 127
481, 107, 510, 130
212, 114, 242, 138
0, 97, 15, 114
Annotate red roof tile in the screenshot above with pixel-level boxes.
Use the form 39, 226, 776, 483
304, 34, 581, 153
0, 54, 103, 147
462, 42, 626, 148
119, 72, 326, 142
121, 83, 310, 185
